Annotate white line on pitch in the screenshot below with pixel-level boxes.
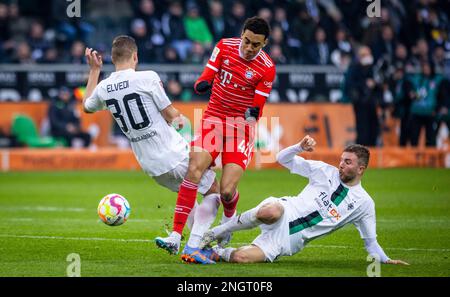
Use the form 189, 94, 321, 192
0, 234, 448, 253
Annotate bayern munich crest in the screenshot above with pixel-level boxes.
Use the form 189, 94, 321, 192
245, 69, 254, 79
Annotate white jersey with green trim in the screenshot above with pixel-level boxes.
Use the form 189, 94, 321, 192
84, 69, 188, 176
276, 146, 377, 242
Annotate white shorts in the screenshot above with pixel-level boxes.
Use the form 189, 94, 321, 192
251, 197, 305, 262
152, 158, 216, 195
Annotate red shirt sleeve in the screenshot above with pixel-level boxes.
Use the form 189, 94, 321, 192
194, 39, 224, 90
253, 65, 276, 114
205, 39, 224, 74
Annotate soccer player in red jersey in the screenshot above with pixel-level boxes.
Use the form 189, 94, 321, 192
155, 17, 276, 264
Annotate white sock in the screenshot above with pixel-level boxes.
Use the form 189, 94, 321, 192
213, 207, 261, 238
220, 211, 236, 225
170, 231, 181, 242
218, 248, 236, 262
186, 200, 199, 231
188, 193, 220, 248
215, 247, 236, 262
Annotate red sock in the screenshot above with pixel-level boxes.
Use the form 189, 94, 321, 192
173, 179, 198, 235
221, 191, 239, 218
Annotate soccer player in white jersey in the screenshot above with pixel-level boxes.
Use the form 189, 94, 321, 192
200, 135, 409, 265
82, 36, 222, 261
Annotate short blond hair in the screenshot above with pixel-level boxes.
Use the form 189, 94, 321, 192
111, 35, 137, 64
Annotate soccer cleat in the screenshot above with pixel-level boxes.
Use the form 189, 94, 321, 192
217, 232, 232, 248
199, 230, 216, 249
181, 245, 218, 264
155, 236, 180, 255
199, 229, 233, 249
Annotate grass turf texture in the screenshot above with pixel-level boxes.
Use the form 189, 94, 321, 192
0, 169, 449, 277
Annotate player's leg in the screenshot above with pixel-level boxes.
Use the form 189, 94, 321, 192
220, 163, 244, 217
171, 149, 212, 236
156, 118, 222, 255
182, 177, 222, 264
201, 200, 284, 248
188, 178, 220, 246
154, 153, 212, 255
214, 245, 267, 263
172, 117, 223, 239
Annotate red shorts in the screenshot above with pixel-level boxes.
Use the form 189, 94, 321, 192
191, 117, 255, 170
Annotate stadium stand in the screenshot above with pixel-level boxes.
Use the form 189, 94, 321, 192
0, 0, 449, 170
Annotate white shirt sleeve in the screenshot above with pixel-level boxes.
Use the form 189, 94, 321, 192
363, 238, 390, 263
276, 144, 331, 179
353, 200, 377, 239
354, 199, 390, 263
148, 73, 172, 111
84, 84, 106, 112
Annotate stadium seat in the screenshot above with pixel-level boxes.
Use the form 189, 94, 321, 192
10, 114, 59, 148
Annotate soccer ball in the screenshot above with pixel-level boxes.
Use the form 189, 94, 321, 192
97, 193, 130, 226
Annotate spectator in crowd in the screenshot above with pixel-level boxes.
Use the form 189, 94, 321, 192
163, 46, 182, 64
48, 87, 91, 148
135, 0, 165, 62
305, 27, 331, 65
186, 41, 208, 64
183, 2, 213, 48
65, 40, 86, 64
7, 2, 28, 42
39, 47, 60, 63
0, 0, 448, 68
206, 0, 226, 42
289, 4, 316, 62
272, 6, 289, 33
393, 43, 411, 71
330, 27, 353, 71
409, 38, 431, 68
268, 44, 288, 64
432, 46, 447, 74
372, 24, 397, 63
392, 66, 414, 146
436, 79, 450, 143
344, 46, 380, 146
166, 78, 192, 102
28, 20, 53, 62
11, 42, 34, 64
129, 18, 153, 63
267, 25, 289, 63
161, 0, 192, 60
224, 1, 247, 38
257, 7, 273, 25
409, 61, 445, 146
0, 3, 10, 42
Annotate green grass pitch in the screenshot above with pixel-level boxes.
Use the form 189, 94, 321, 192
0, 168, 449, 277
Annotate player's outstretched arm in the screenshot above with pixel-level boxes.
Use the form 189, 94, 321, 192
83, 47, 103, 113
385, 259, 410, 265
276, 135, 316, 168
161, 105, 184, 130
363, 238, 410, 265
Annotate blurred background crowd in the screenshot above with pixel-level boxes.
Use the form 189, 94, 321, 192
0, 0, 449, 149
0, 0, 448, 68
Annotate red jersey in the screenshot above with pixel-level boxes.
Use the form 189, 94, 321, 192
203, 38, 276, 120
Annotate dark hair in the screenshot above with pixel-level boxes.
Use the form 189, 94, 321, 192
343, 144, 370, 168
242, 16, 271, 39
420, 60, 435, 77
111, 35, 137, 63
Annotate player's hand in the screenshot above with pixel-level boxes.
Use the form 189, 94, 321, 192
299, 135, 316, 152
385, 259, 410, 265
245, 106, 260, 122
171, 114, 185, 131
85, 47, 103, 70
194, 80, 211, 94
